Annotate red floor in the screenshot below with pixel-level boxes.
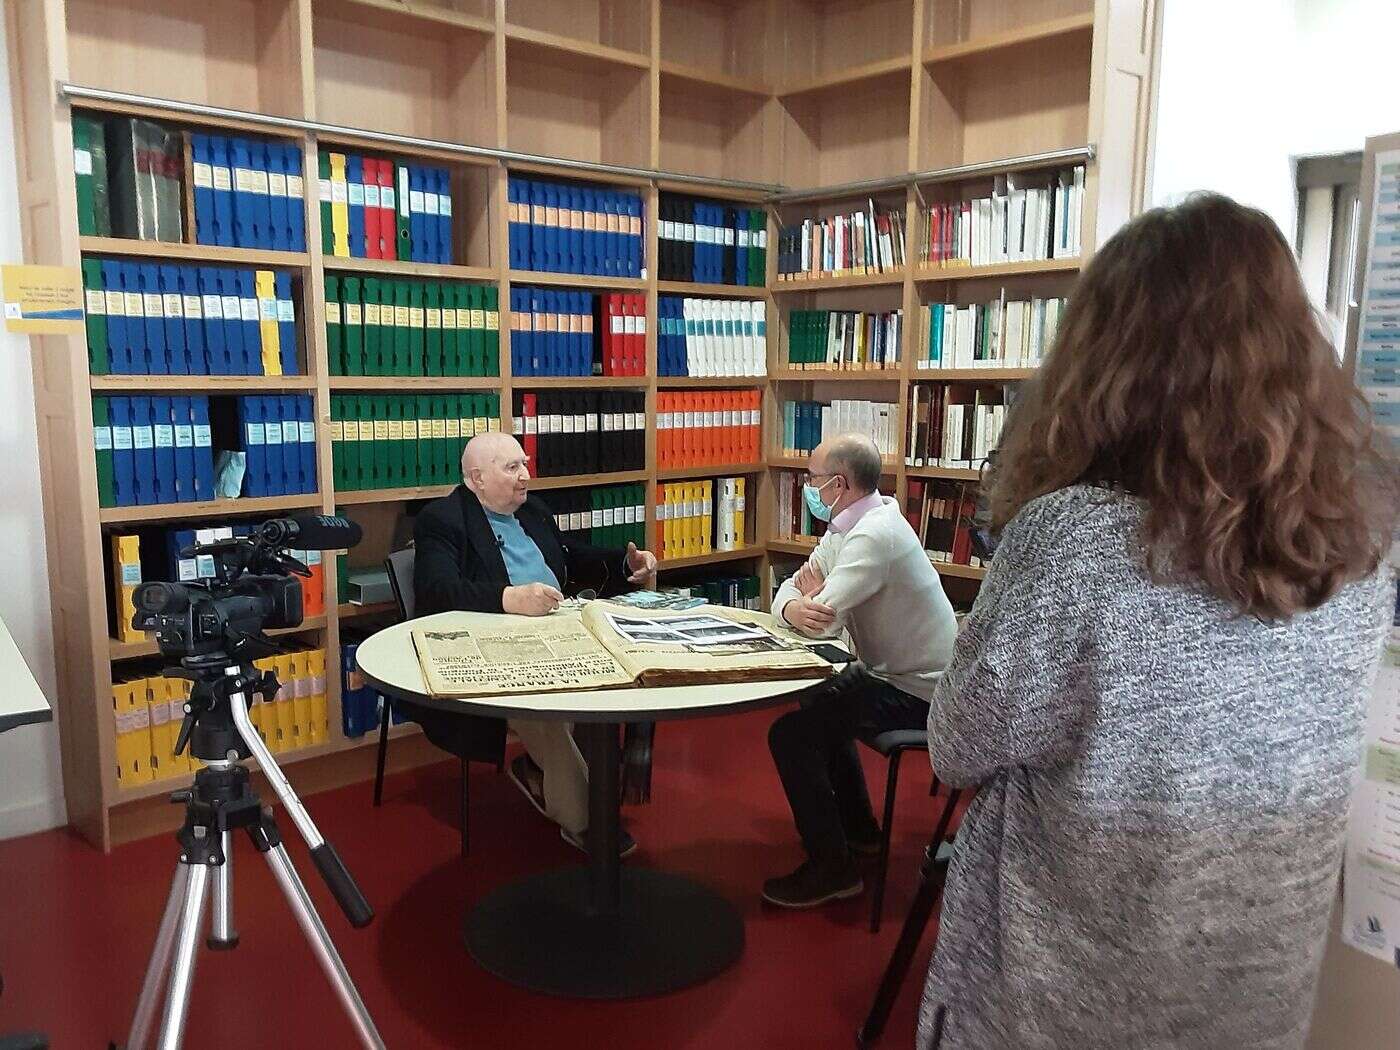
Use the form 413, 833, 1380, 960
0, 709, 950, 1049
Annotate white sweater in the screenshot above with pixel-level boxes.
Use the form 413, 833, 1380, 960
774, 497, 957, 701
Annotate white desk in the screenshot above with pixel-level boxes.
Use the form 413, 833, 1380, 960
356, 608, 830, 999
0, 614, 51, 734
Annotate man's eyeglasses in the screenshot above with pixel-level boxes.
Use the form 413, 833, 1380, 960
803, 472, 841, 488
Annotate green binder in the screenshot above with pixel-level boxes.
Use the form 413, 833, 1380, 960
329, 395, 344, 491
92, 396, 115, 507
324, 276, 343, 375
407, 281, 425, 376
440, 395, 459, 486
424, 282, 443, 377
401, 396, 420, 487
341, 277, 364, 376
357, 394, 375, 491
82, 259, 108, 375
391, 281, 411, 377
483, 286, 500, 377
73, 117, 96, 236
90, 116, 111, 236
360, 278, 382, 376
461, 285, 482, 377
319, 152, 334, 255
385, 396, 405, 488
416, 395, 434, 489
369, 395, 389, 490
441, 283, 461, 376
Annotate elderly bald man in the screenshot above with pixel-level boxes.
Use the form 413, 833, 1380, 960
413, 431, 658, 855
764, 433, 958, 908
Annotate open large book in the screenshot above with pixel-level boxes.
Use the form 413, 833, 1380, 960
410, 602, 833, 698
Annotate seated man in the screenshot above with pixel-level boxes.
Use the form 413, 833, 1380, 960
413, 431, 658, 855
764, 433, 957, 908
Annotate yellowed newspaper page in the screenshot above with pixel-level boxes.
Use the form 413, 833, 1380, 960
411, 613, 634, 697
580, 602, 831, 686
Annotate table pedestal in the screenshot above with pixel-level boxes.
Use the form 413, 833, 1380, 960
463, 721, 744, 998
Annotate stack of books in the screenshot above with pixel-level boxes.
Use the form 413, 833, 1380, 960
507, 176, 643, 278
330, 394, 501, 491
777, 200, 906, 280
917, 296, 1066, 370
656, 391, 761, 467
905, 386, 1008, 470
919, 165, 1084, 268
787, 308, 902, 370
513, 391, 646, 475
658, 193, 766, 286
538, 484, 647, 552
657, 477, 747, 559
320, 151, 452, 263
326, 276, 499, 376
657, 296, 767, 377
906, 480, 983, 568
509, 289, 646, 377
781, 399, 899, 458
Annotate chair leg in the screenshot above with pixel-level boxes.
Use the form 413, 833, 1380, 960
870, 749, 904, 934
459, 756, 470, 858
372, 697, 391, 807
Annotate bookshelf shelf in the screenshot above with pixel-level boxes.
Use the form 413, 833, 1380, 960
510, 376, 650, 389
923, 13, 1095, 66
658, 61, 772, 98
657, 463, 764, 481
79, 236, 311, 269
98, 494, 323, 526
914, 259, 1080, 282
337, 601, 398, 620
504, 24, 652, 74
656, 280, 767, 298
657, 546, 766, 570
327, 376, 502, 390
337, 0, 495, 35
767, 539, 817, 557
768, 455, 899, 475
907, 465, 982, 481
931, 561, 988, 581
109, 616, 329, 662
529, 470, 650, 491
910, 368, 1036, 381
778, 56, 914, 99
508, 270, 648, 292
772, 369, 902, 382
656, 376, 767, 388
334, 485, 454, 505
322, 257, 497, 282
90, 376, 319, 392
773, 270, 907, 293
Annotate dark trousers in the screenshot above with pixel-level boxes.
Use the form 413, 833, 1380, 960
767, 664, 928, 865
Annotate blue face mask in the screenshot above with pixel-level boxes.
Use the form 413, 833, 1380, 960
802, 476, 838, 523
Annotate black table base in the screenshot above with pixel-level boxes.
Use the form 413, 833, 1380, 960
463, 720, 745, 998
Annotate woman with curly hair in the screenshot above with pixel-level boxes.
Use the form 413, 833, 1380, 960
918, 192, 1397, 1050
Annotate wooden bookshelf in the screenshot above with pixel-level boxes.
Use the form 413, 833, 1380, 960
909, 368, 1037, 382
907, 465, 982, 481
657, 546, 766, 570
10, 0, 1158, 848
771, 369, 902, 382
930, 561, 988, 581
657, 463, 764, 481
109, 616, 329, 662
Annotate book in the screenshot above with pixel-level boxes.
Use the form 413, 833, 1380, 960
410, 602, 830, 698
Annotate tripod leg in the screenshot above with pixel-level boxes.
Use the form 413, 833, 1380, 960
155, 862, 211, 1050
207, 830, 238, 950
250, 813, 384, 1050
125, 864, 190, 1050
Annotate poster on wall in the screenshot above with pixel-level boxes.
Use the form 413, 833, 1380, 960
0, 263, 84, 335
1341, 145, 1400, 968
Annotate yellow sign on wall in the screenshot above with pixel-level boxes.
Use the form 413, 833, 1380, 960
2, 264, 85, 335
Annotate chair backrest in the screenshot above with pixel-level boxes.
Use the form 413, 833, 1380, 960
384, 548, 417, 621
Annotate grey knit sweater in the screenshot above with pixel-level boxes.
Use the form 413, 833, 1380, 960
919, 485, 1391, 1050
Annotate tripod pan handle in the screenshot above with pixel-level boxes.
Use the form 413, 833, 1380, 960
312, 843, 375, 928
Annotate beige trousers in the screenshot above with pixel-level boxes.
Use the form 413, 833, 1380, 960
508, 718, 589, 836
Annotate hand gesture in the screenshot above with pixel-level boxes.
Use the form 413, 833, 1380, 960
625, 542, 658, 589
794, 561, 826, 598
784, 596, 836, 636
503, 582, 564, 616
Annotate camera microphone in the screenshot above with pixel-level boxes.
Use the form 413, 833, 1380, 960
258, 514, 364, 551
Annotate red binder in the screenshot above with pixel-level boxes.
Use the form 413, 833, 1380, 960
521, 392, 538, 469
374, 159, 396, 260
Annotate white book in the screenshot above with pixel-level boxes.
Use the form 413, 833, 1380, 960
1009, 188, 1027, 261
1071, 166, 1085, 255
753, 300, 767, 375
991, 182, 1007, 264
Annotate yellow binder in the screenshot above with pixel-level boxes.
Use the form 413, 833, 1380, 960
274, 653, 297, 752
329, 152, 350, 257
113, 677, 153, 787
255, 269, 282, 376
287, 649, 312, 751
734, 476, 747, 549
110, 533, 142, 643
305, 649, 328, 746
701, 480, 714, 555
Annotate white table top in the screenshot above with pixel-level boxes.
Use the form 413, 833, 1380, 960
355, 609, 828, 724
0, 613, 52, 733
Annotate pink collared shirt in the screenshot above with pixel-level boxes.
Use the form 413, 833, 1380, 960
828, 491, 885, 535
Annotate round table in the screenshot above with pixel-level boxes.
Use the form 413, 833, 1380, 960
356, 609, 825, 999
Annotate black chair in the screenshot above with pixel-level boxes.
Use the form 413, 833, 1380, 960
374, 547, 505, 856
858, 728, 936, 933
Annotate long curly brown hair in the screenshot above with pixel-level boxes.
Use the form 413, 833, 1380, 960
991, 192, 1397, 620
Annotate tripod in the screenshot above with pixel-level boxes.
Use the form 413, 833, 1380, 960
856, 786, 963, 1048
119, 662, 385, 1050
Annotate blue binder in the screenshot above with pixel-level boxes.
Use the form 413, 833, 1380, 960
563, 187, 580, 275
509, 288, 526, 376
150, 396, 177, 504
529, 287, 545, 375
528, 181, 546, 271
198, 267, 229, 374
234, 270, 260, 375
209, 136, 235, 248
167, 529, 197, 582
537, 290, 555, 376
191, 134, 216, 246
420, 166, 440, 264
178, 266, 207, 374
274, 394, 298, 494
190, 396, 214, 501
261, 396, 286, 497
267, 141, 290, 252
346, 154, 365, 258
109, 396, 136, 506
566, 291, 581, 376
541, 181, 560, 272
626, 194, 642, 278
130, 396, 158, 505
230, 138, 257, 249
101, 261, 131, 374
604, 192, 621, 276
170, 395, 196, 502
296, 395, 316, 494
340, 642, 369, 737
283, 144, 306, 253
138, 264, 168, 374
507, 178, 526, 270
580, 188, 598, 276
408, 166, 427, 263
239, 396, 267, 498
274, 271, 297, 376
435, 167, 452, 264
158, 265, 189, 375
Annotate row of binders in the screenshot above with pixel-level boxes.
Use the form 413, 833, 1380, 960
94, 395, 215, 508
514, 391, 646, 476
781, 399, 900, 459
538, 485, 647, 553
656, 391, 761, 468
191, 133, 307, 251
918, 297, 1066, 370
919, 166, 1084, 267
325, 276, 499, 377
906, 481, 984, 568
83, 260, 299, 376
905, 386, 1007, 471
777, 200, 907, 280
657, 194, 767, 286
235, 396, 320, 498
670, 576, 762, 611
509, 289, 645, 377
72, 117, 183, 242
320, 153, 454, 264
657, 478, 748, 560
657, 296, 767, 378
508, 177, 643, 277
330, 394, 501, 492
787, 309, 903, 371
341, 636, 399, 738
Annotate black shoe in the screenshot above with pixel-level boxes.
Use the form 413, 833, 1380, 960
562, 826, 639, 859
506, 754, 548, 818
848, 833, 883, 859
761, 860, 864, 909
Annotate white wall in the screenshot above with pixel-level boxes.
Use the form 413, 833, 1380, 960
0, 12, 65, 839
1153, 3, 1400, 1047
